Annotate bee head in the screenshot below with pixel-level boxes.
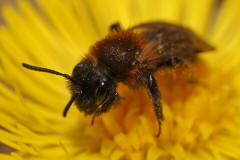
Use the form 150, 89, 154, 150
69, 58, 116, 115
22, 58, 116, 118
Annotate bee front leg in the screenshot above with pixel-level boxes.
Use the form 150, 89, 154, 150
146, 74, 164, 137
109, 22, 121, 32
91, 92, 119, 125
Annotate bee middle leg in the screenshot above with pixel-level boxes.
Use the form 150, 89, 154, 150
91, 92, 119, 125
109, 22, 121, 32
146, 74, 164, 137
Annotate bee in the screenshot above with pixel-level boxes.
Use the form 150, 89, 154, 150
22, 22, 214, 137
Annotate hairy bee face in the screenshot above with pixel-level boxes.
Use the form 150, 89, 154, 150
70, 59, 116, 114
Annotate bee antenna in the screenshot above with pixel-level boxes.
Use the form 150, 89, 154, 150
22, 63, 74, 82
63, 93, 78, 117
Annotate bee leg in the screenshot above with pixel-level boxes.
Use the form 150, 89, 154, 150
109, 22, 121, 32
146, 74, 164, 137
91, 92, 119, 125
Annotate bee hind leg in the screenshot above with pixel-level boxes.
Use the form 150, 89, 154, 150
91, 92, 119, 125
146, 74, 164, 137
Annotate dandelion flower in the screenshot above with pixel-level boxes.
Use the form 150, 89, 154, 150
1, 0, 240, 160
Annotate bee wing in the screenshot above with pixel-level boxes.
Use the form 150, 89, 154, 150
130, 22, 214, 70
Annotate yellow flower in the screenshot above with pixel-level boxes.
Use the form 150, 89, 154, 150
1, 0, 240, 160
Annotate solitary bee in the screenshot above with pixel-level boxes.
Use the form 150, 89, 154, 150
22, 22, 214, 137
